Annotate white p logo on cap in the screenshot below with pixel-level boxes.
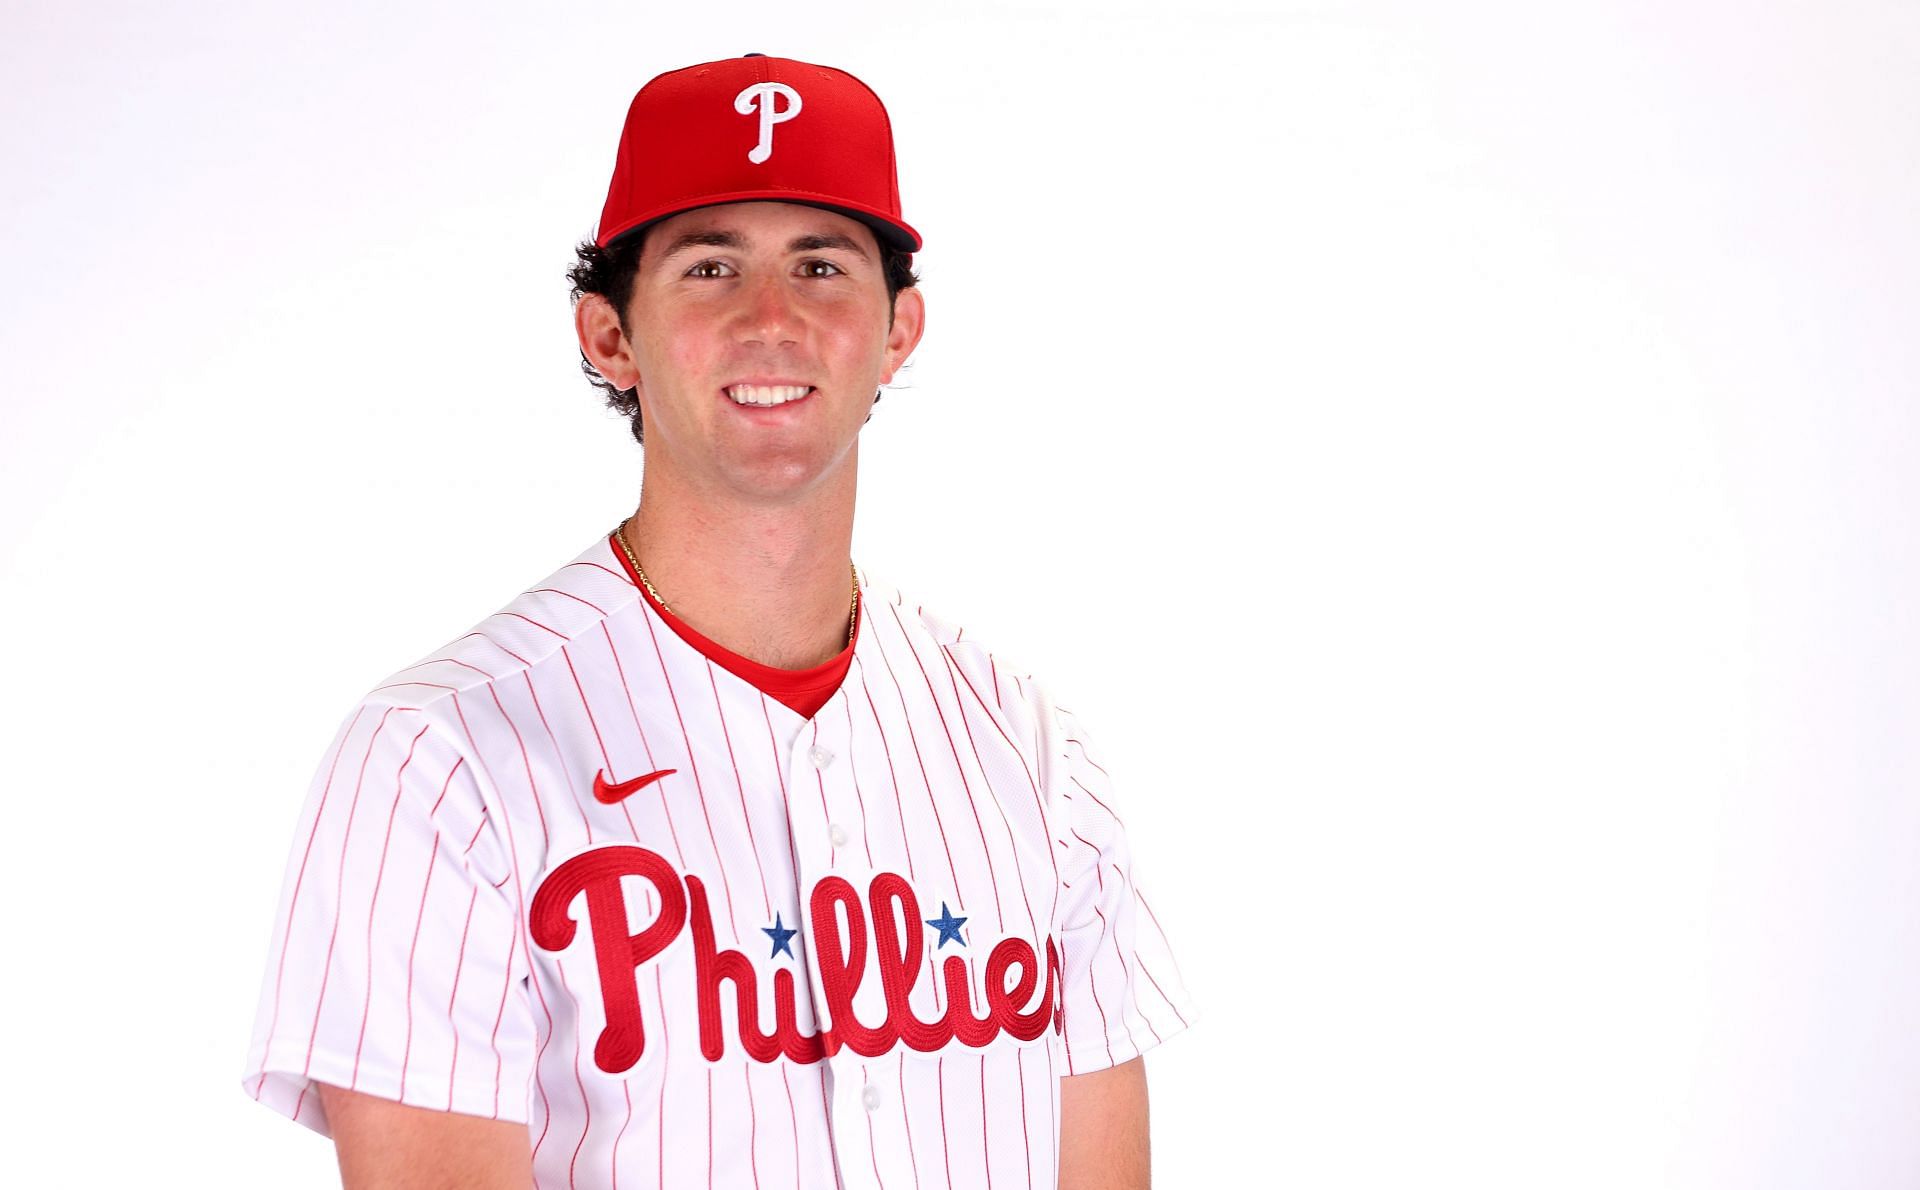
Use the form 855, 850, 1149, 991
734, 82, 802, 164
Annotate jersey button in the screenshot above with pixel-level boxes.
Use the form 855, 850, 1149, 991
860, 1084, 882, 1112
809, 744, 835, 769
828, 822, 849, 848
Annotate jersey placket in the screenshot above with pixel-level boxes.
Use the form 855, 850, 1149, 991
786, 688, 903, 1187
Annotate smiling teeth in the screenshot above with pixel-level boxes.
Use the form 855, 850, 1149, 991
727, 384, 812, 406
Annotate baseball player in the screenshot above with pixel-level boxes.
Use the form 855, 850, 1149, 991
243, 53, 1194, 1189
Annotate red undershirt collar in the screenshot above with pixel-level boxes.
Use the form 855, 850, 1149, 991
607, 530, 858, 719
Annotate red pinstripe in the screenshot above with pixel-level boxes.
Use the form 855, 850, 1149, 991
640, 607, 741, 945
1045, 1045, 1059, 1189
485, 685, 551, 851
485, 890, 519, 1118
1099, 860, 1175, 1042
373, 680, 459, 696
294, 706, 399, 1120
854, 659, 918, 882
1062, 736, 1113, 783
522, 671, 596, 844
862, 1063, 888, 1190
707, 663, 773, 921
350, 724, 434, 1087
1067, 773, 1125, 828
939, 649, 1059, 888
458, 631, 531, 667
896, 1058, 923, 1190
1133, 952, 1180, 1038
758, 697, 804, 883
1067, 827, 1122, 1068
1134, 886, 1178, 959
868, 610, 965, 904
978, 1057, 994, 1190
560, 644, 632, 835
841, 696, 874, 865
816, 1067, 838, 1187
745, 1063, 764, 1190
1014, 1048, 1032, 1190
613, 1082, 633, 1190
935, 648, 1045, 939
885, 603, 1004, 930
399, 827, 443, 1101
600, 622, 687, 868
567, 559, 629, 582
256, 704, 367, 1101
413, 656, 498, 681
656, 967, 669, 1190
1135, 963, 1189, 1028
485, 679, 574, 1177
532, 587, 610, 616
445, 885, 479, 1111
450, 692, 555, 1152
558, 962, 594, 1190
936, 1056, 954, 1189
496, 610, 567, 640
602, 663, 655, 1179
779, 1061, 802, 1190
526, 933, 561, 1167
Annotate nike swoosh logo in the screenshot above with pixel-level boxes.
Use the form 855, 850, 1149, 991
593, 767, 677, 805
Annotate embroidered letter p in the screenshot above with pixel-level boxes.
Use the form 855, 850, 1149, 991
529, 845, 687, 1074
734, 82, 802, 164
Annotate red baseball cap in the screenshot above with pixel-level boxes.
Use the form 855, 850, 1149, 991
595, 54, 921, 255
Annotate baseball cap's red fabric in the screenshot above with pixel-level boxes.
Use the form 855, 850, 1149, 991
596, 54, 920, 254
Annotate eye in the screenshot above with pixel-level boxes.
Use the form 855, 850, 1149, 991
799, 259, 845, 278
685, 259, 733, 279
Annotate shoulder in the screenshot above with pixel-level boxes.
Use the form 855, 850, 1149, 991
358, 532, 641, 717
856, 568, 1071, 751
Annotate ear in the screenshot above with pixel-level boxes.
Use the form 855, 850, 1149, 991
880, 286, 926, 385
576, 293, 641, 391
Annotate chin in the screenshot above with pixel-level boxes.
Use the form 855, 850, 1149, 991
708, 450, 831, 500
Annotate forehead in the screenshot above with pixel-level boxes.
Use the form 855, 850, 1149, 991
640, 201, 880, 264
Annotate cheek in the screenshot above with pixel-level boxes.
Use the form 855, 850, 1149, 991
647, 313, 722, 382
827, 316, 891, 369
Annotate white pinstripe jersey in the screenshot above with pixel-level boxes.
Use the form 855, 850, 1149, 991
244, 531, 1195, 1189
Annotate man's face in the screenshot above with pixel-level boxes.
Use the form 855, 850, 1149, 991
583, 201, 925, 505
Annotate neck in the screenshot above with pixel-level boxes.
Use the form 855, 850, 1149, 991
623, 459, 859, 671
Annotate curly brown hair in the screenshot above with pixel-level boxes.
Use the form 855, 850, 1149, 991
566, 224, 920, 445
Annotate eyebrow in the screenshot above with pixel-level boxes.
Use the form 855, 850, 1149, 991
786, 232, 871, 261
654, 228, 872, 265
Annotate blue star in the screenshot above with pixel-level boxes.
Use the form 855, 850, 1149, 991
925, 902, 968, 949
763, 913, 798, 960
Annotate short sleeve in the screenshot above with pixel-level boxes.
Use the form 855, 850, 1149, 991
1045, 703, 1199, 1075
241, 703, 535, 1135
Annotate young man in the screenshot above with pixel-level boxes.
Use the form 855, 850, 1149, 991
243, 54, 1194, 1189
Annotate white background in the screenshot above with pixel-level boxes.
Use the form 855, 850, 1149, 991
2, 1, 1916, 1187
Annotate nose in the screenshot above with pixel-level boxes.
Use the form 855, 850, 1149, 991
735, 272, 803, 347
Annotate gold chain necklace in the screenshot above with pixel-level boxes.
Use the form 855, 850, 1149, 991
616, 517, 860, 647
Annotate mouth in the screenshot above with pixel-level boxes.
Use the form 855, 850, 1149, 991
724, 383, 816, 408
